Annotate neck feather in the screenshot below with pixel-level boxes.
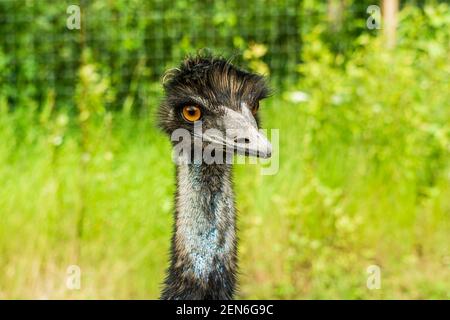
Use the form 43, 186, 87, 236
161, 163, 237, 300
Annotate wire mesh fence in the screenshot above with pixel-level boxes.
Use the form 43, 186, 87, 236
0, 0, 439, 113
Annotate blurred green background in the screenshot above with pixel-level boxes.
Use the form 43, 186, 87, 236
0, 0, 449, 299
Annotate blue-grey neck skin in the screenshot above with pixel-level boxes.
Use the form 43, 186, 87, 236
161, 163, 237, 300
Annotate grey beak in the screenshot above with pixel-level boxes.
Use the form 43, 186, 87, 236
202, 107, 272, 159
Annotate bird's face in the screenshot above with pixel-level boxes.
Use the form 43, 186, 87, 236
159, 57, 272, 161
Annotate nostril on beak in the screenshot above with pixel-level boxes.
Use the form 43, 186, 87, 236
234, 137, 250, 144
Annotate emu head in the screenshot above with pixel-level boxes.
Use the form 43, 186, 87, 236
158, 56, 272, 163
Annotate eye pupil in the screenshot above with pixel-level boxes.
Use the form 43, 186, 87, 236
252, 102, 259, 115
182, 105, 201, 122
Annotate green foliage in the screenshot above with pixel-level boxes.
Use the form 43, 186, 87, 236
0, 2, 449, 299
250, 3, 449, 299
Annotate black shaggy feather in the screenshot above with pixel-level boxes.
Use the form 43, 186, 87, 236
158, 55, 270, 300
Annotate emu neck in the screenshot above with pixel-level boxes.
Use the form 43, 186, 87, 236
161, 163, 237, 300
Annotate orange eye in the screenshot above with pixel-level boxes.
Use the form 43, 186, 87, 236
182, 105, 202, 122
251, 102, 259, 115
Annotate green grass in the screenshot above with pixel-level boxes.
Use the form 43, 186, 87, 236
0, 93, 448, 299
1, 5, 449, 297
